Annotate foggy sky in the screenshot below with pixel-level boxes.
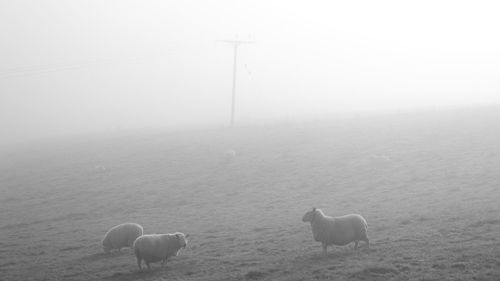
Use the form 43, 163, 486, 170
2, 1, 500, 145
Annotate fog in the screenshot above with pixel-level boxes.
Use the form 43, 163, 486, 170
2, 0, 500, 146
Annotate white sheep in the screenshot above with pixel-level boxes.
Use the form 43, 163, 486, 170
302, 208, 369, 255
102, 223, 143, 253
223, 149, 237, 157
133, 232, 188, 270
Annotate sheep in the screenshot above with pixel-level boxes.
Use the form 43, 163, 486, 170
222, 149, 237, 163
223, 149, 237, 158
302, 208, 369, 255
133, 232, 189, 270
102, 223, 143, 253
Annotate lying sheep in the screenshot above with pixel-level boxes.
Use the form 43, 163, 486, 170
102, 223, 143, 253
302, 208, 369, 255
133, 232, 188, 270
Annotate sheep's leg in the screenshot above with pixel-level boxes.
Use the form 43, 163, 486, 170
136, 258, 142, 270
146, 262, 151, 271
322, 243, 328, 256
364, 238, 370, 249
354, 241, 359, 250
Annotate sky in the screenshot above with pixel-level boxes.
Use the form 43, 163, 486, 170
1, 0, 500, 145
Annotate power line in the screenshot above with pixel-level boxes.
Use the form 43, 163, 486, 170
0, 57, 146, 80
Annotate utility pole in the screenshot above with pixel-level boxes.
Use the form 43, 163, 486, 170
218, 39, 254, 127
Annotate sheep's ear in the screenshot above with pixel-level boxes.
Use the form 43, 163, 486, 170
185, 234, 190, 238
175, 234, 180, 238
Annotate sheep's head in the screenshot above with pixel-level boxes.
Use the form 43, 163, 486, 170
175, 233, 189, 248
102, 238, 111, 253
302, 207, 318, 222
102, 244, 111, 254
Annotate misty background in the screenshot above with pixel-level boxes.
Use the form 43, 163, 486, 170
2, 0, 500, 146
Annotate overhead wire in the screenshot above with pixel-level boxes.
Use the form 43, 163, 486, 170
0, 56, 149, 80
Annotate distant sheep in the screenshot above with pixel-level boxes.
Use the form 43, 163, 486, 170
302, 208, 369, 255
94, 165, 107, 172
223, 149, 237, 158
133, 232, 188, 270
102, 223, 143, 253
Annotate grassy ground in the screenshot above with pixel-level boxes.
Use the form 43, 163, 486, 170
1, 108, 500, 281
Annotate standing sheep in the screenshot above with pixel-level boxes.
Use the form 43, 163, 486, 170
102, 223, 143, 253
133, 232, 188, 270
302, 208, 369, 255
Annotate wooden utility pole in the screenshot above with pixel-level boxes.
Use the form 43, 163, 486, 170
218, 39, 254, 127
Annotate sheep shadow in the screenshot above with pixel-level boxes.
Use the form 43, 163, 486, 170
314, 251, 354, 260
307, 246, 371, 261
78, 250, 132, 263
104, 266, 174, 281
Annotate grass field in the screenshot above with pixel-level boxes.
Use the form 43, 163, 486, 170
1, 108, 500, 281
